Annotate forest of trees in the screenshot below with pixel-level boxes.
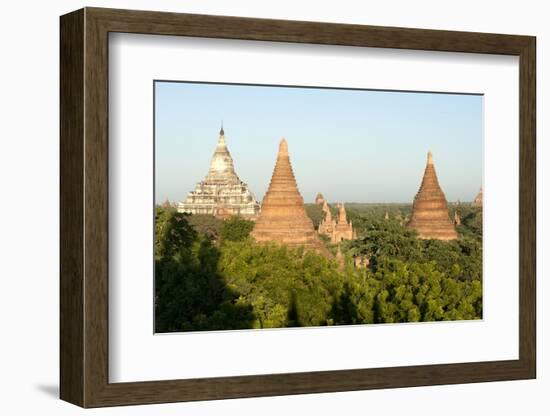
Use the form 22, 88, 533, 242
155, 204, 482, 332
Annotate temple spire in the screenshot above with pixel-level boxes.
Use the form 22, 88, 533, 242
322, 200, 332, 222
206, 125, 237, 182
219, 120, 224, 136
338, 203, 347, 223
279, 138, 288, 155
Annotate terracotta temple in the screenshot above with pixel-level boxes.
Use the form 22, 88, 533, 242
472, 187, 483, 207
251, 139, 327, 254
407, 151, 458, 241
318, 201, 356, 243
177, 126, 260, 219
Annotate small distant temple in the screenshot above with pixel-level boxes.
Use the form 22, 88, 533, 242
472, 187, 483, 207
407, 151, 458, 241
251, 139, 327, 254
318, 201, 356, 243
177, 125, 260, 219
315, 193, 326, 206
161, 199, 175, 209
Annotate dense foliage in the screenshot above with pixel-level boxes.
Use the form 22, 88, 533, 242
155, 204, 483, 332
186, 214, 223, 241
346, 216, 482, 281
155, 208, 255, 332
220, 216, 255, 242
455, 205, 483, 239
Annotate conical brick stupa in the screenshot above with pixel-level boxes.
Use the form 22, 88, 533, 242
407, 151, 457, 241
252, 139, 326, 253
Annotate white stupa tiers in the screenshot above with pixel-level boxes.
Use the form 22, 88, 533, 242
177, 125, 260, 219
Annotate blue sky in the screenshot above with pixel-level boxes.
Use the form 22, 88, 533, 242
155, 81, 482, 204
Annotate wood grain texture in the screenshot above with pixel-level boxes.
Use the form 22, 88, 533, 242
89, 7, 532, 54
518, 38, 537, 376
83, 10, 110, 406
59, 8, 84, 407
59, 7, 537, 408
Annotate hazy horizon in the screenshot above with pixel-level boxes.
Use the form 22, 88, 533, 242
155, 81, 483, 205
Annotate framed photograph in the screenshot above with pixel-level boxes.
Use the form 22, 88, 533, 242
60, 7, 536, 408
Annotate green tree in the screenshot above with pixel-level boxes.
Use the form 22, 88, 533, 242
154, 208, 255, 332
155, 207, 196, 259
220, 216, 255, 242
154, 204, 482, 332
335, 259, 482, 324
304, 204, 326, 229
347, 216, 482, 281
218, 241, 344, 328
456, 206, 483, 239
187, 214, 224, 241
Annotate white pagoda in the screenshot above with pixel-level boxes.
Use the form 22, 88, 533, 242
177, 125, 260, 219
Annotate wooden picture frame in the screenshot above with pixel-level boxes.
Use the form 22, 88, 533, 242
60, 7, 536, 408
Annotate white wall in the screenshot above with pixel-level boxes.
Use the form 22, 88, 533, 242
0, 0, 546, 414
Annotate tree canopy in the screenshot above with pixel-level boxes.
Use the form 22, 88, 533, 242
155, 205, 482, 332
220, 216, 255, 242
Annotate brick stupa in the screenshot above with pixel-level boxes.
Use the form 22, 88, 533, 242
407, 151, 458, 241
472, 187, 483, 207
252, 139, 327, 254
